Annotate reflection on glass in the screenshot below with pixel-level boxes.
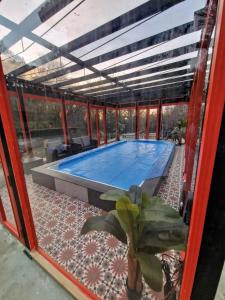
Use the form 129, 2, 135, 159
25, 98, 64, 159
106, 109, 116, 141
98, 109, 104, 144
90, 109, 97, 140
139, 109, 147, 138
149, 108, 157, 139
66, 104, 88, 140
119, 109, 136, 138
161, 105, 188, 139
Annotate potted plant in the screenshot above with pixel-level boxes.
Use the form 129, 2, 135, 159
81, 186, 187, 299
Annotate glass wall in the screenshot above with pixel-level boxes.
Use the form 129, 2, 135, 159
98, 109, 105, 144
149, 108, 157, 139
25, 97, 64, 159
65, 103, 88, 140
8, 93, 27, 154
118, 109, 136, 139
90, 108, 98, 141
161, 104, 188, 140
106, 109, 117, 142
139, 108, 147, 138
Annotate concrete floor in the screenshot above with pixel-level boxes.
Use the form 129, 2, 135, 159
0, 225, 75, 300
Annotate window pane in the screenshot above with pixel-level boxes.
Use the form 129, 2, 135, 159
25, 98, 64, 159
139, 108, 147, 138
119, 109, 136, 138
66, 103, 88, 140
149, 108, 157, 139
106, 109, 116, 141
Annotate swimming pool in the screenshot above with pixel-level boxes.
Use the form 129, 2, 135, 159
50, 140, 175, 190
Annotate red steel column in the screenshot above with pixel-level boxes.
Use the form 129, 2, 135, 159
87, 102, 92, 140
103, 106, 107, 144
116, 107, 119, 140
156, 100, 162, 140
96, 109, 100, 145
135, 103, 139, 139
61, 97, 69, 144
145, 108, 150, 139
180, 0, 225, 297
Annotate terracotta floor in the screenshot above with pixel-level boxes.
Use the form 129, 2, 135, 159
0, 145, 184, 300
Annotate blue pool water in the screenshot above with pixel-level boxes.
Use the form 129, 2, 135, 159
51, 140, 175, 190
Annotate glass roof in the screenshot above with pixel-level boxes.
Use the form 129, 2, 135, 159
0, 0, 209, 103
0, 0, 45, 24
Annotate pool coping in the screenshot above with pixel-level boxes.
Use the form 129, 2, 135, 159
31, 141, 175, 211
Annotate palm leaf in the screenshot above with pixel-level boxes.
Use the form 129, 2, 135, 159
137, 253, 163, 292
100, 189, 127, 201
81, 214, 127, 244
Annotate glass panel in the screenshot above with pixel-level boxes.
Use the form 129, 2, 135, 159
161, 104, 188, 140
0, 159, 17, 230
106, 109, 116, 142
25, 97, 64, 160
90, 109, 97, 140
98, 109, 104, 144
66, 103, 88, 140
8, 94, 27, 154
119, 109, 136, 139
139, 108, 147, 139
149, 108, 157, 139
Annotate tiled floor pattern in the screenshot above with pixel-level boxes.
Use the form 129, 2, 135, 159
0, 146, 184, 299
157, 145, 184, 210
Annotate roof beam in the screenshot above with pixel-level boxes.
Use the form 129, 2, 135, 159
103, 84, 191, 103
53, 58, 192, 89
79, 69, 193, 95
94, 80, 192, 100
31, 21, 195, 83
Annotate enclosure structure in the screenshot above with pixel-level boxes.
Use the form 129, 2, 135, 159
0, 1, 225, 300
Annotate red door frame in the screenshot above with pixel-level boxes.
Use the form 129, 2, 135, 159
180, 0, 225, 298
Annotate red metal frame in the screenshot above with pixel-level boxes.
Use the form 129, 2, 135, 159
135, 104, 139, 139
115, 107, 119, 140
180, 0, 225, 298
87, 102, 92, 139
0, 59, 37, 250
103, 106, 107, 144
184, 0, 217, 194
61, 98, 69, 144
145, 108, 150, 139
156, 102, 161, 140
